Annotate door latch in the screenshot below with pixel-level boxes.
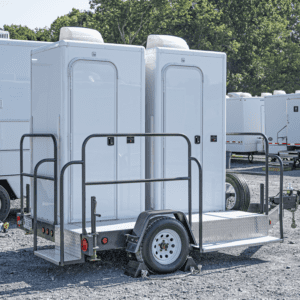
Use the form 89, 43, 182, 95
107, 137, 114, 146
195, 135, 201, 144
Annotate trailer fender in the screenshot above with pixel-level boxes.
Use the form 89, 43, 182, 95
125, 210, 196, 254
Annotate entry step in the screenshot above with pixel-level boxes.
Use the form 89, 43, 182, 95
34, 249, 82, 265
193, 236, 282, 252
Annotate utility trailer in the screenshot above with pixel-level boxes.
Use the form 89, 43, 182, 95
0, 33, 51, 221
226, 92, 266, 162
265, 91, 300, 168
17, 30, 285, 276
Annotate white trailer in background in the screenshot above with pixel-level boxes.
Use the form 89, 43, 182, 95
285, 92, 300, 150
264, 90, 289, 155
0, 33, 51, 221
265, 91, 300, 167
226, 92, 265, 161
18, 30, 284, 277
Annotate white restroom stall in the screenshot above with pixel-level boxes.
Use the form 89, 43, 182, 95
31, 27, 145, 224
285, 92, 300, 149
226, 93, 265, 154
264, 91, 289, 154
0, 37, 51, 201
145, 35, 226, 213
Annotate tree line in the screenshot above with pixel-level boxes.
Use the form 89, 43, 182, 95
2, 0, 300, 95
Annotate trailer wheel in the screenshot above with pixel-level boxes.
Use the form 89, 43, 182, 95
248, 154, 254, 163
0, 186, 10, 222
139, 217, 189, 274
226, 173, 250, 211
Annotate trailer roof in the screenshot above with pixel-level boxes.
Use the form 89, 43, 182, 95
145, 47, 226, 58
0, 39, 51, 47
32, 40, 145, 55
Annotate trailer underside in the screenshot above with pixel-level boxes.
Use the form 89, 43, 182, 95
33, 210, 282, 266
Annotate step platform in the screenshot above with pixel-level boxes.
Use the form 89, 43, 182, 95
34, 211, 281, 265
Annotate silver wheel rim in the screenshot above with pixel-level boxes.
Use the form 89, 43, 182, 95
151, 229, 182, 265
226, 182, 236, 210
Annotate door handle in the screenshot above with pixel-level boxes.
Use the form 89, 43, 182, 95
195, 135, 201, 144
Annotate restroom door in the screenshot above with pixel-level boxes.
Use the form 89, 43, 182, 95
70, 60, 117, 222
163, 65, 202, 212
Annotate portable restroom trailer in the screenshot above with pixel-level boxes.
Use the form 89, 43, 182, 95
145, 35, 226, 213
285, 91, 300, 149
0, 37, 51, 221
264, 91, 289, 154
18, 31, 284, 276
226, 93, 265, 156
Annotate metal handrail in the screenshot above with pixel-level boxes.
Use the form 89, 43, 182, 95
58, 133, 193, 265
277, 125, 287, 144
190, 157, 203, 252
59, 160, 83, 266
227, 132, 284, 240
268, 155, 284, 240
33, 158, 56, 251
227, 132, 269, 214
81, 133, 193, 235
20, 134, 58, 224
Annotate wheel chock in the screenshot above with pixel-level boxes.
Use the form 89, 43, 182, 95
180, 256, 200, 272
124, 260, 148, 278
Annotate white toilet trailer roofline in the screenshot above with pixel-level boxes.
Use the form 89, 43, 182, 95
226, 92, 265, 154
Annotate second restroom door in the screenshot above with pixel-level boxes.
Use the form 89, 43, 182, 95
70, 60, 117, 222
163, 65, 202, 212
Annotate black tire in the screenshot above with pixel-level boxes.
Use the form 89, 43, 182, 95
140, 217, 189, 274
248, 154, 254, 163
226, 173, 250, 211
0, 186, 10, 222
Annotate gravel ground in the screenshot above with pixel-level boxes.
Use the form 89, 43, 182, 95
1, 158, 300, 299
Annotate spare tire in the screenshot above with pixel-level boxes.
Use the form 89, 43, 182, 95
226, 173, 250, 211
0, 186, 10, 222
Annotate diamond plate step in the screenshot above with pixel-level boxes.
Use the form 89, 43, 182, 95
191, 211, 269, 244
193, 236, 282, 252
34, 249, 82, 265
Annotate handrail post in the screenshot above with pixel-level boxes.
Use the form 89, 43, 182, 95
190, 157, 202, 252
25, 184, 30, 213
260, 183, 264, 214
60, 160, 84, 265
264, 136, 269, 215
188, 141, 192, 227
82, 144, 87, 235
20, 136, 25, 215
269, 155, 284, 240
33, 158, 55, 252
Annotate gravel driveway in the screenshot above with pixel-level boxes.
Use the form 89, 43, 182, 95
1, 158, 300, 299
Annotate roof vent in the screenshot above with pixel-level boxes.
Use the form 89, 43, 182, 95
273, 90, 286, 95
59, 27, 104, 43
240, 93, 252, 98
0, 30, 10, 39
146, 35, 189, 50
295, 90, 300, 94
261, 93, 272, 97
228, 92, 244, 98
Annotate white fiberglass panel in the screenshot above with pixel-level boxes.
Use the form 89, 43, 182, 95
163, 66, 202, 212
287, 98, 300, 145
71, 61, 117, 222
